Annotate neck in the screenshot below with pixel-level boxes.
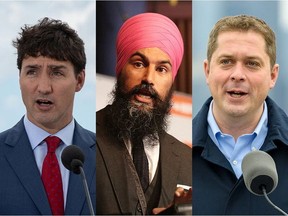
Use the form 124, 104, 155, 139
213, 106, 264, 141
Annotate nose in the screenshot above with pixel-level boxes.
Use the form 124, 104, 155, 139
37, 73, 52, 94
143, 65, 155, 85
230, 63, 246, 82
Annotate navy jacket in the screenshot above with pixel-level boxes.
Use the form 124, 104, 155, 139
193, 97, 288, 215
0, 118, 96, 215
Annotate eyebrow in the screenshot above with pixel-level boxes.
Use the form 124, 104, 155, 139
23, 64, 68, 70
48, 65, 68, 70
23, 64, 40, 70
130, 51, 172, 67
217, 54, 263, 61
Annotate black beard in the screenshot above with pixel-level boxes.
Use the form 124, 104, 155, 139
105, 77, 173, 143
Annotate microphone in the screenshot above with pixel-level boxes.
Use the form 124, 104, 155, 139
241, 150, 277, 195
241, 150, 287, 215
61, 145, 95, 216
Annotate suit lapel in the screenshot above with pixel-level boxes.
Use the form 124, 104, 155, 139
3, 119, 51, 215
96, 108, 137, 214
158, 133, 182, 206
97, 129, 136, 214
65, 122, 96, 215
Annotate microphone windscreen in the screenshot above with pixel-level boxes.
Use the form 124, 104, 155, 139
241, 150, 278, 196
61, 145, 85, 174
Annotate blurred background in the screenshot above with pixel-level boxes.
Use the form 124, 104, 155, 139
0, 1, 96, 132
96, 1, 192, 146
193, 1, 288, 118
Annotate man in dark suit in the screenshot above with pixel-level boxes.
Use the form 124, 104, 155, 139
0, 17, 95, 215
96, 13, 192, 215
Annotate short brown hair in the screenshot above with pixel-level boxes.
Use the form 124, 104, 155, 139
207, 15, 276, 68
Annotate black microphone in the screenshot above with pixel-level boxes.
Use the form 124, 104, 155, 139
61, 145, 95, 216
242, 150, 287, 215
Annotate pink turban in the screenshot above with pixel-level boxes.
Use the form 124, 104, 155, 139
116, 12, 184, 80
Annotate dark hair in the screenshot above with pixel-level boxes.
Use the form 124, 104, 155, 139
13, 17, 86, 76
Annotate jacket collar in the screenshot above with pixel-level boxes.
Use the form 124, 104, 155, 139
193, 96, 288, 150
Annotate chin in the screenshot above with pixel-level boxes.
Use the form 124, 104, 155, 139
227, 108, 248, 117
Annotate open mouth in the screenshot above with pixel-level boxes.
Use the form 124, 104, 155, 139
136, 88, 153, 98
227, 90, 247, 98
133, 88, 155, 104
36, 99, 53, 106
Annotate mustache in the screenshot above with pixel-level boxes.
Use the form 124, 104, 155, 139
129, 82, 160, 101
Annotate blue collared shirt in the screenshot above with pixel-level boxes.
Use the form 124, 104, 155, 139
207, 100, 268, 178
24, 115, 74, 207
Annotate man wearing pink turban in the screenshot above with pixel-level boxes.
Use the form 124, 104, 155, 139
96, 13, 192, 215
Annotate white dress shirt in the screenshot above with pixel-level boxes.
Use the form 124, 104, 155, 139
23, 115, 74, 207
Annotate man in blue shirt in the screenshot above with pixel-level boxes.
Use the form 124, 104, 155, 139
193, 15, 288, 214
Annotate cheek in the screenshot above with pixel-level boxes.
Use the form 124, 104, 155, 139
209, 73, 225, 86
209, 76, 219, 88
157, 80, 173, 99
19, 80, 31, 96
121, 75, 141, 92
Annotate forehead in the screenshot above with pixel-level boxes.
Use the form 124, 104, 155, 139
131, 47, 171, 62
21, 55, 73, 68
213, 31, 267, 57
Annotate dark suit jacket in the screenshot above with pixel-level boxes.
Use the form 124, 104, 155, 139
0, 117, 96, 215
96, 105, 192, 215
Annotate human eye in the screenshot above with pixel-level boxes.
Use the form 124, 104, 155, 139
50, 68, 65, 77
157, 66, 168, 73
134, 61, 144, 68
246, 60, 260, 68
25, 69, 37, 77
220, 58, 233, 65
133, 61, 145, 69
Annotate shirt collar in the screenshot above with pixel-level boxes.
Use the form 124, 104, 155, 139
24, 115, 75, 150
208, 100, 268, 137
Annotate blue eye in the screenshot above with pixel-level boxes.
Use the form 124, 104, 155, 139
247, 61, 260, 67
220, 59, 232, 65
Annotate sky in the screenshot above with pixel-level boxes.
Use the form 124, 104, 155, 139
0, 1, 96, 132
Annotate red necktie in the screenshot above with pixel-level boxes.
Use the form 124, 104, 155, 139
42, 136, 64, 215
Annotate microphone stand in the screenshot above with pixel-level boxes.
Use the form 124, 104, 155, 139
262, 186, 288, 216
79, 166, 95, 216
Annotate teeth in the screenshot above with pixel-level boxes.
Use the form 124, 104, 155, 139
138, 94, 151, 99
232, 92, 242, 95
229, 92, 244, 98
37, 100, 52, 104
231, 93, 241, 98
